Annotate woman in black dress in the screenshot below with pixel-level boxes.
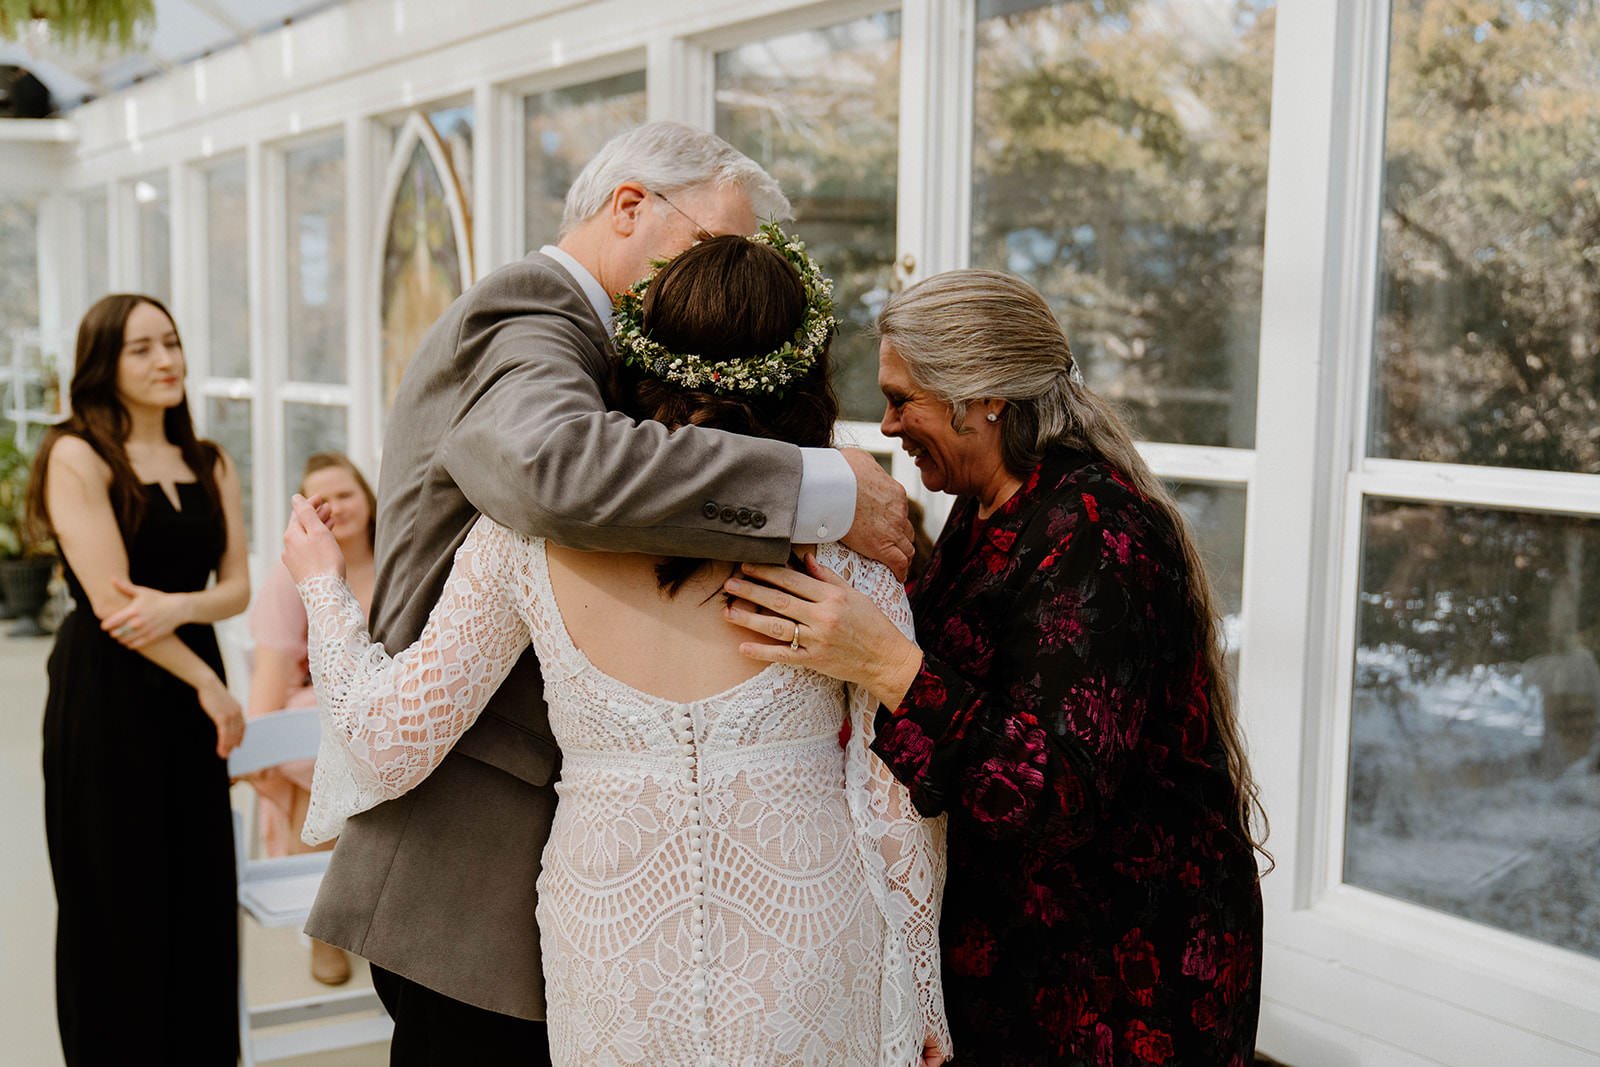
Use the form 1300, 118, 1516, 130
27, 293, 250, 1064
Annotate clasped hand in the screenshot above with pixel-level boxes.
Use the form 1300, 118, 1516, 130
282, 493, 344, 583
101, 577, 192, 649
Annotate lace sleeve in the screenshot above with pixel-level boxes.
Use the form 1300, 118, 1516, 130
297, 517, 534, 844
824, 545, 952, 1063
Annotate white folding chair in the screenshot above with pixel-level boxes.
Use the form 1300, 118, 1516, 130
228, 708, 392, 1065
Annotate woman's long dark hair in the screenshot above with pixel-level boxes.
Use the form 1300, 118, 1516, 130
26, 294, 222, 546
607, 235, 837, 592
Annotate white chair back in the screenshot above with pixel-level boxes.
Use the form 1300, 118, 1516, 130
228, 704, 392, 1063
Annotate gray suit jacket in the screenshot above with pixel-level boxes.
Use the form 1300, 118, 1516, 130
304, 252, 804, 1019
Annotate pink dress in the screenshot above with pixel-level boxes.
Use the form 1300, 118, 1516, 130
249, 562, 360, 856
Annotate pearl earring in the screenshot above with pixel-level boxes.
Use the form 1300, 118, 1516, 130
985, 412, 998, 423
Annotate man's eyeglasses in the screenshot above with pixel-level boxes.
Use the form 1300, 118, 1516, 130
647, 189, 715, 242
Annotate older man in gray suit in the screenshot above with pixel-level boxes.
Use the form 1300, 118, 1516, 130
303, 121, 914, 1063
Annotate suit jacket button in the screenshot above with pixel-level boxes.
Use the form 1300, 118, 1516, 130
702, 501, 719, 520
736, 508, 753, 526
751, 511, 767, 529
720, 506, 737, 523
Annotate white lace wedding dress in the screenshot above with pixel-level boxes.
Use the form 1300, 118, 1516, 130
297, 517, 949, 1066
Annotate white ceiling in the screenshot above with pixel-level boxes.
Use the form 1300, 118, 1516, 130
1, 0, 342, 110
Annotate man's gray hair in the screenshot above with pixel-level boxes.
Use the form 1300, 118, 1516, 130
560, 121, 791, 236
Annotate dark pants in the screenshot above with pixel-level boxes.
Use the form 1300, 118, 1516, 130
371, 964, 551, 1066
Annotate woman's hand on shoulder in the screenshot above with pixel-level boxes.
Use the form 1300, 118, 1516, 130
722, 554, 923, 708
282, 493, 346, 584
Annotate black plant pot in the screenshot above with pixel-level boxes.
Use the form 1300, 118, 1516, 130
0, 557, 54, 637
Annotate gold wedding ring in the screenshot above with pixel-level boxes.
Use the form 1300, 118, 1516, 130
790, 622, 802, 651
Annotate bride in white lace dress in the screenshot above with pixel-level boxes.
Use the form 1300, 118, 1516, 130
283, 232, 949, 1067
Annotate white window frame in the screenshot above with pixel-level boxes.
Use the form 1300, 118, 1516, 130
1249, 0, 1600, 1058
264, 126, 356, 550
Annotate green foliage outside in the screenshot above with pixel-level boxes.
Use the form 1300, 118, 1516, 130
0, 433, 36, 559
1375, 0, 1600, 477
0, 0, 153, 47
715, 14, 902, 423
970, 0, 1275, 450
1362, 0, 1600, 677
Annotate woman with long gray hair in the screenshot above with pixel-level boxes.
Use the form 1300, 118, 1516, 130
726, 269, 1265, 1064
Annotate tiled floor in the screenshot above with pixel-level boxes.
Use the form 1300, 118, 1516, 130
0, 626, 386, 1066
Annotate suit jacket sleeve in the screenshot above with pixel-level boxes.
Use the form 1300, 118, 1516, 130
439, 271, 803, 563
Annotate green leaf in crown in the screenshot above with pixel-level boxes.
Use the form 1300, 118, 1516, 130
611, 221, 838, 397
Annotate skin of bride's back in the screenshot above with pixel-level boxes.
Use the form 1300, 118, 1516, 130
545, 547, 783, 703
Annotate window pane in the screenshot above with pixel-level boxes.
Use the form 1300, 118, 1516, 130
81, 191, 108, 312
1370, 2, 1600, 473
523, 72, 647, 251
205, 157, 250, 379
1168, 480, 1246, 618
971, 0, 1274, 448
134, 174, 171, 306
429, 104, 475, 221
1166, 480, 1247, 678
206, 396, 253, 538
717, 15, 901, 423
283, 403, 348, 501
0, 196, 38, 345
285, 136, 346, 384
1347, 500, 1600, 959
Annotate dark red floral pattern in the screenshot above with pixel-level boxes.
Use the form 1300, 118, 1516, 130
871, 447, 1262, 1065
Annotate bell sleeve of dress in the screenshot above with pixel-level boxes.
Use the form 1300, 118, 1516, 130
869, 493, 1164, 853
297, 516, 534, 844
826, 544, 952, 1063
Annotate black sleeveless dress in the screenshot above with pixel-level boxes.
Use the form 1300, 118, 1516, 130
41, 481, 239, 1065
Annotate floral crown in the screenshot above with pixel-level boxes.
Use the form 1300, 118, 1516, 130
612, 221, 837, 397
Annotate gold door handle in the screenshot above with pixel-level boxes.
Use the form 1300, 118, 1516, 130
889, 252, 917, 292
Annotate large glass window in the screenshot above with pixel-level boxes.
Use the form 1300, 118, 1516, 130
378, 106, 475, 416
206, 395, 254, 535
201, 155, 253, 536
205, 157, 251, 379
134, 173, 172, 306
1370, 0, 1600, 474
1346, 500, 1600, 959
522, 72, 647, 252
430, 104, 475, 221
81, 190, 108, 313
716, 14, 901, 422
970, 0, 1275, 448
0, 196, 41, 446
1341, 0, 1600, 968
283, 402, 348, 500
1166, 479, 1247, 677
284, 136, 346, 384
1170, 480, 1247, 622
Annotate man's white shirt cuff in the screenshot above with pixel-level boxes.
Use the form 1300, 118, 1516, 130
795, 448, 856, 543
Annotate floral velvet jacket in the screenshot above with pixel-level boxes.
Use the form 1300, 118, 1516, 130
871, 447, 1262, 1066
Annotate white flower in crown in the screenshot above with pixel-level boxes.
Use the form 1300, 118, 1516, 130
611, 221, 838, 397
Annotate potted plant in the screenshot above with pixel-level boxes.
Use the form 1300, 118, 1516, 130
0, 2, 154, 48
0, 433, 55, 636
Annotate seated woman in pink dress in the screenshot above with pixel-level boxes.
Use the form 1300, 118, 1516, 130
246, 451, 376, 985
